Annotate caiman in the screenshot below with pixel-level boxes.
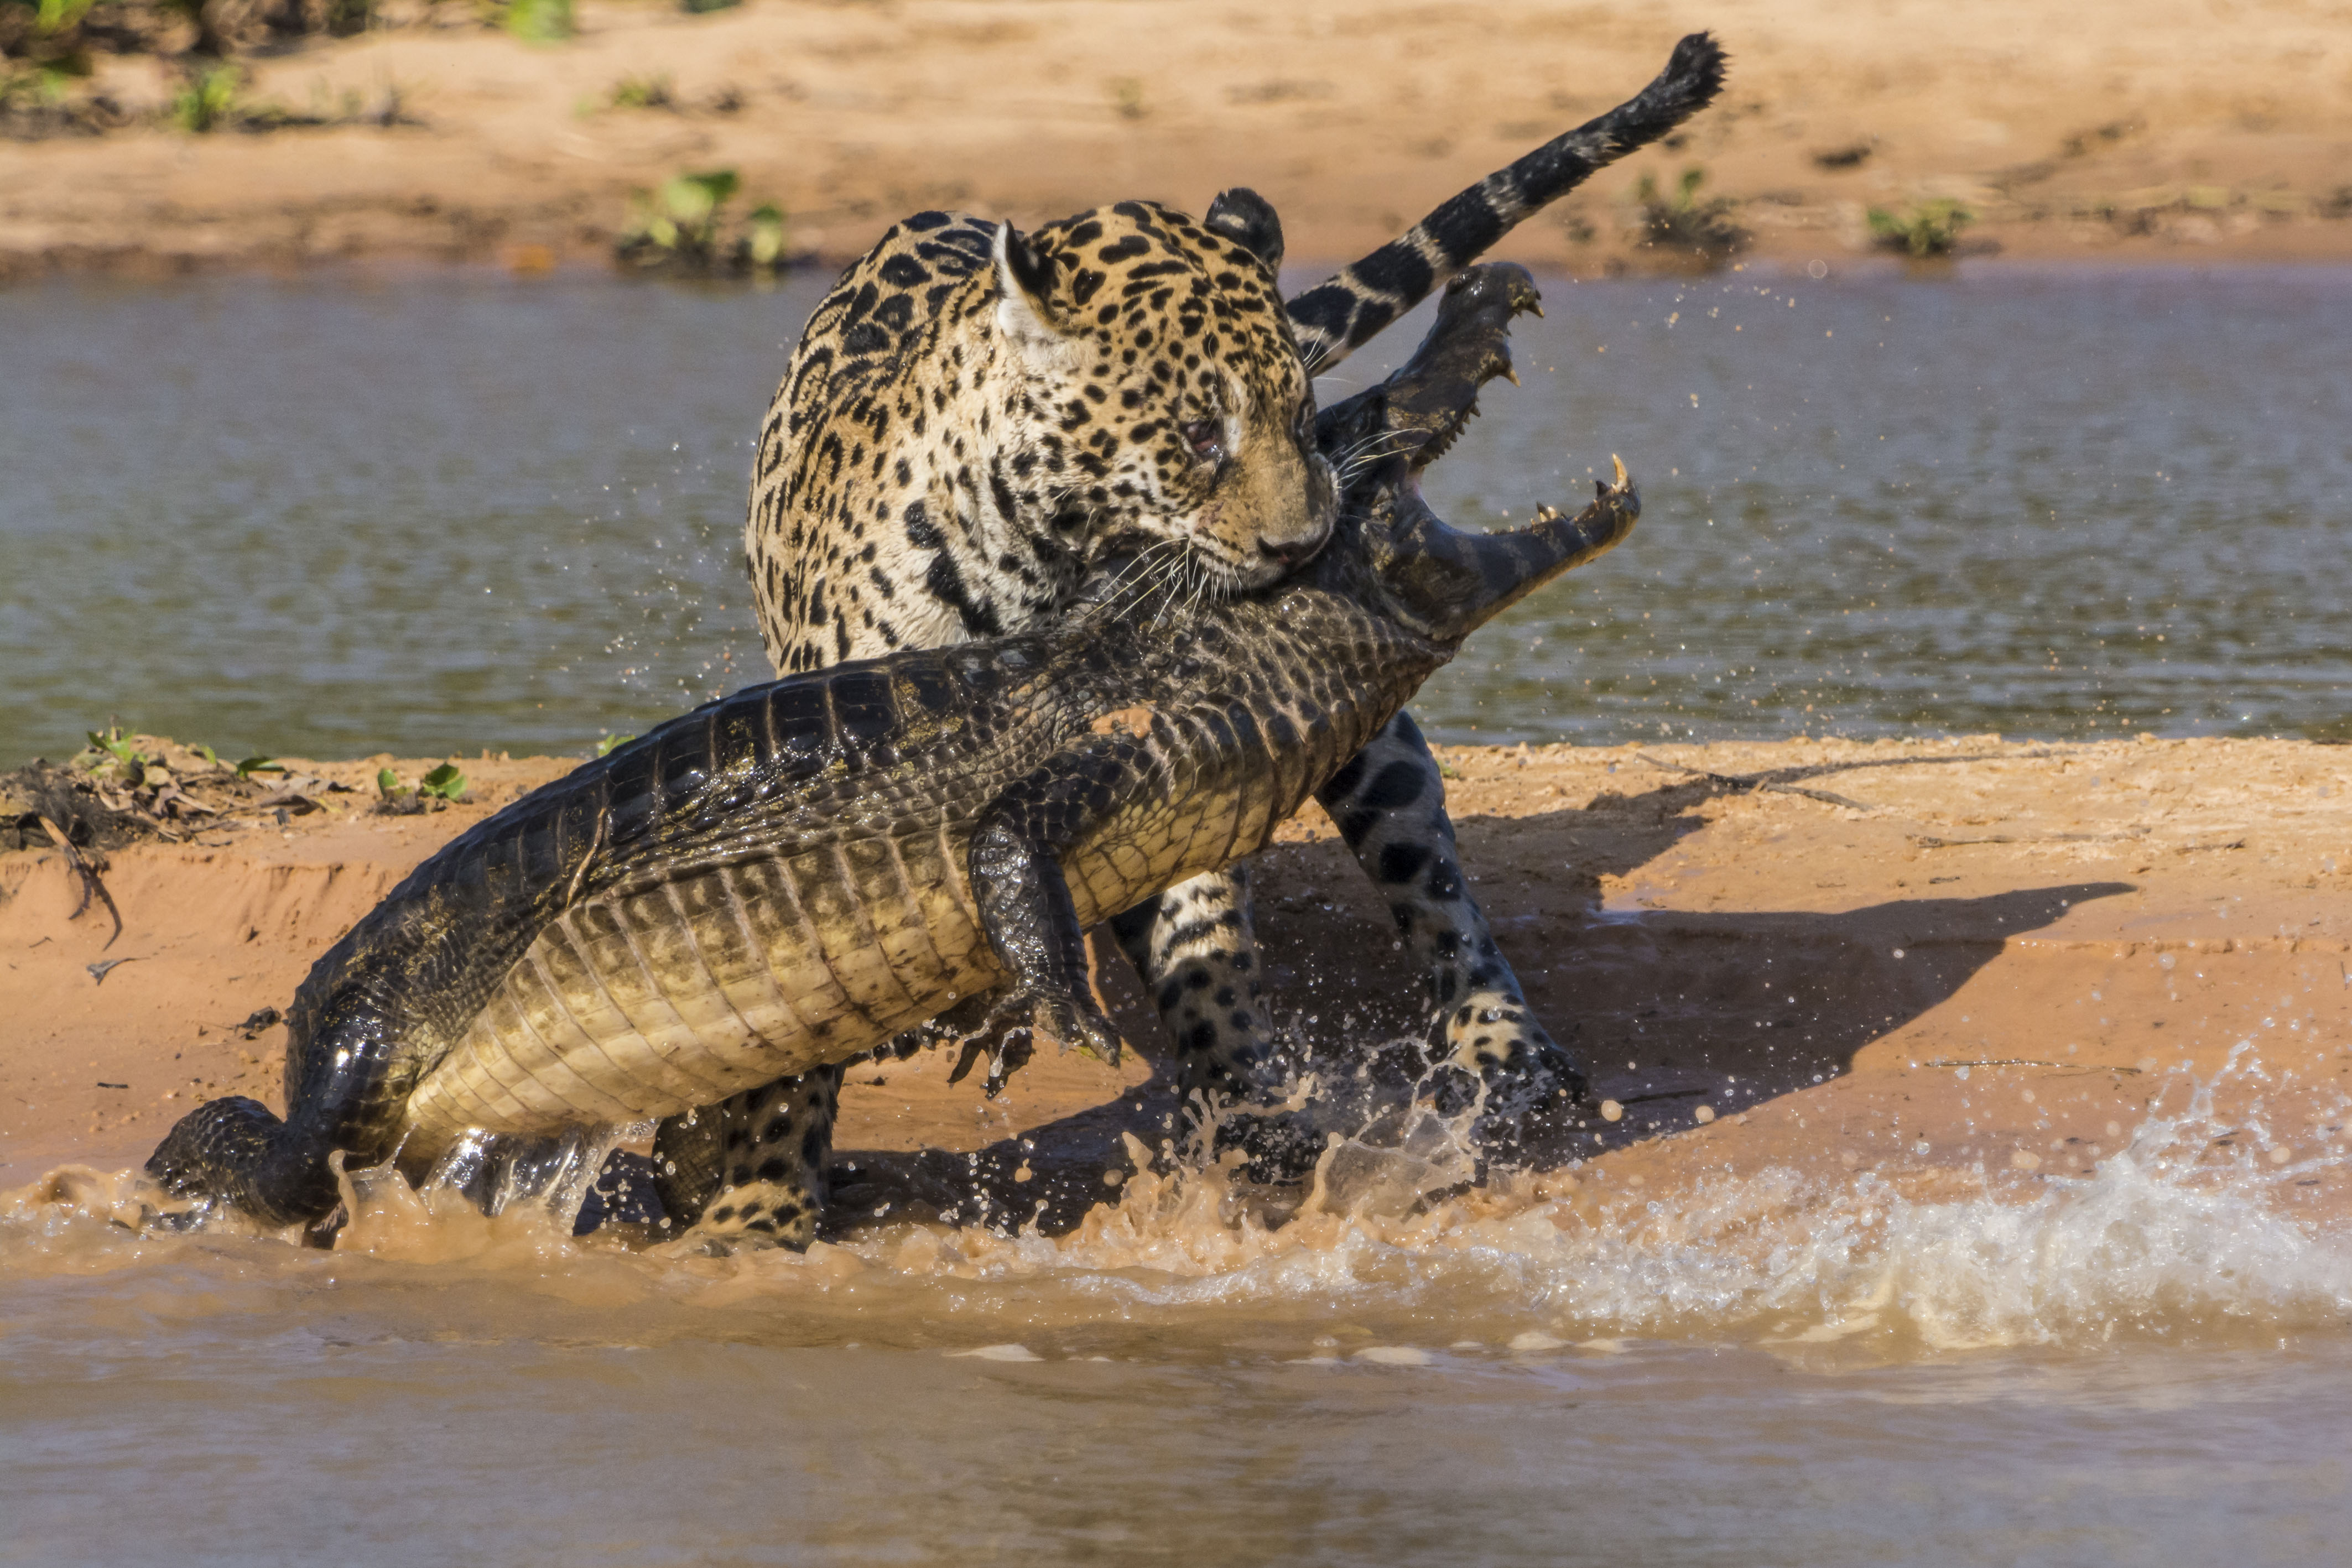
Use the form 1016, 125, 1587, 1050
146, 263, 1641, 1230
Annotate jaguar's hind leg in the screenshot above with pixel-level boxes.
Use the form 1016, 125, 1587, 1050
1111, 866, 1281, 1101
652, 1066, 840, 1252
1317, 710, 1586, 1119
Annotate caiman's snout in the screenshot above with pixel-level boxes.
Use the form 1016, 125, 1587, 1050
1310, 259, 1642, 644
1378, 456, 1640, 644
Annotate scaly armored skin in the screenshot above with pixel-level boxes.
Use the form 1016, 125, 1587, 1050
145, 265, 1640, 1234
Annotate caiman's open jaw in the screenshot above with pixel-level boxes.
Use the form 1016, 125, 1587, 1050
1314, 262, 1546, 508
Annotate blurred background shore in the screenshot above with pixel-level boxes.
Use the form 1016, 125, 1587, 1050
5, 0, 2351, 282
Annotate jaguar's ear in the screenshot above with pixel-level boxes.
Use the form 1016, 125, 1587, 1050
993, 221, 1067, 355
1204, 187, 1285, 275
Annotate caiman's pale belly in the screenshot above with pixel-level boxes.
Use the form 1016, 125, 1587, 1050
398, 775, 1265, 1155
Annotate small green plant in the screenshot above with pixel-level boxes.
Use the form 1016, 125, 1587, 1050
235, 756, 285, 779
744, 202, 786, 269
1632, 165, 1749, 267
617, 169, 789, 274
376, 763, 465, 806
1867, 199, 1974, 259
33, 0, 102, 34
171, 64, 242, 134
1109, 77, 1146, 121
625, 167, 736, 260
679, 0, 739, 14
595, 732, 633, 757
76, 726, 154, 783
418, 763, 467, 803
501, 0, 573, 43
608, 73, 673, 110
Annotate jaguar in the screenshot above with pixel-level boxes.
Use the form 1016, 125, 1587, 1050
661, 33, 1726, 1247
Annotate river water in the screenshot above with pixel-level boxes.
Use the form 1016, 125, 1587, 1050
2, 264, 2348, 765
5, 263, 2351, 1562
7, 1079, 2352, 1566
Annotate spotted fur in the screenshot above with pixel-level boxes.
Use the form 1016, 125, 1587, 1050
676, 34, 1726, 1250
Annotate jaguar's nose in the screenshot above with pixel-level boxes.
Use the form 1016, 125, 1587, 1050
1257, 522, 1330, 570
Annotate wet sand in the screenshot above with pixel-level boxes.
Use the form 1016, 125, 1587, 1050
6, 0, 2352, 281
6, 734, 2346, 1234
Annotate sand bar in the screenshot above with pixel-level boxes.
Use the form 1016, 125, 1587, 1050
6, 735, 2346, 1232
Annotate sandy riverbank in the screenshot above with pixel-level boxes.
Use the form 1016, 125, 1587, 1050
6, 735, 2347, 1236
5, 0, 2351, 283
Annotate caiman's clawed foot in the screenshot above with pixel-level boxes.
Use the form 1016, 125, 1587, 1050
948, 986, 1123, 1097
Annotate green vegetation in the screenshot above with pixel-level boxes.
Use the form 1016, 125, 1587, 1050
170, 64, 240, 132
617, 168, 792, 276
1109, 77, 1146, 121
679, 0, 739, 13
1632, 165, 1749, 268
377, 762, 467, 810
498, 0, 573, 43
75, 726, 154, 785
1867, 199, 1974, 259
418, 763, 467, 803
594, 732, 634, 757
744, 202, 786, 269
607, 72, 673, 110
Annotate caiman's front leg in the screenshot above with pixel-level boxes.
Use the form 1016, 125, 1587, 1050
1318, 710, 1587, 1118
952, 746, 1137, 1084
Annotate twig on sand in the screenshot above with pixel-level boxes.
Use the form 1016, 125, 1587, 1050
1921, 1057, 2143, 1074
1634, 753, 1876, 812
36, 815, 124, 949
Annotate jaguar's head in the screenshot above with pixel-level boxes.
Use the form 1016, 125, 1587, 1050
995, 195, 1335, 591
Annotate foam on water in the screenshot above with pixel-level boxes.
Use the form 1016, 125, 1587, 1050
8, 1058, 2348, 1361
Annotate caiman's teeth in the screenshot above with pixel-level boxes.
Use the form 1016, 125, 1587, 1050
1502, 364, 1521, 386
1611, 454, 1628, 489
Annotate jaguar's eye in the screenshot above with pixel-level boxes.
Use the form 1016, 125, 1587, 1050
1181, 419, 1225, 465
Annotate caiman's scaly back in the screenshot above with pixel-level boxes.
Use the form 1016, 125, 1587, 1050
147, 265, 1640, 1231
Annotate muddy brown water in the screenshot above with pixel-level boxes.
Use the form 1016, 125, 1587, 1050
7, 1090, 2352, 1566
4, 265, 2352, 1562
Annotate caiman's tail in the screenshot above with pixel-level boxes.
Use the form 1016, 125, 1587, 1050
1282, 31, 1729, 374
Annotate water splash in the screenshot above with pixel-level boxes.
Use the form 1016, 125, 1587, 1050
7, 1056, 2346, 1358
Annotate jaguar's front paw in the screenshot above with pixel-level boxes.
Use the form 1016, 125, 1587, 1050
1438, 994, 1588, 1121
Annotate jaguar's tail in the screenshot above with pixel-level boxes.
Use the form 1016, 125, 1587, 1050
1284, 31, 1728, 374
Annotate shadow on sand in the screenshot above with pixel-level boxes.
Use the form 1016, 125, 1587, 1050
803, 756, 2133, 1237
